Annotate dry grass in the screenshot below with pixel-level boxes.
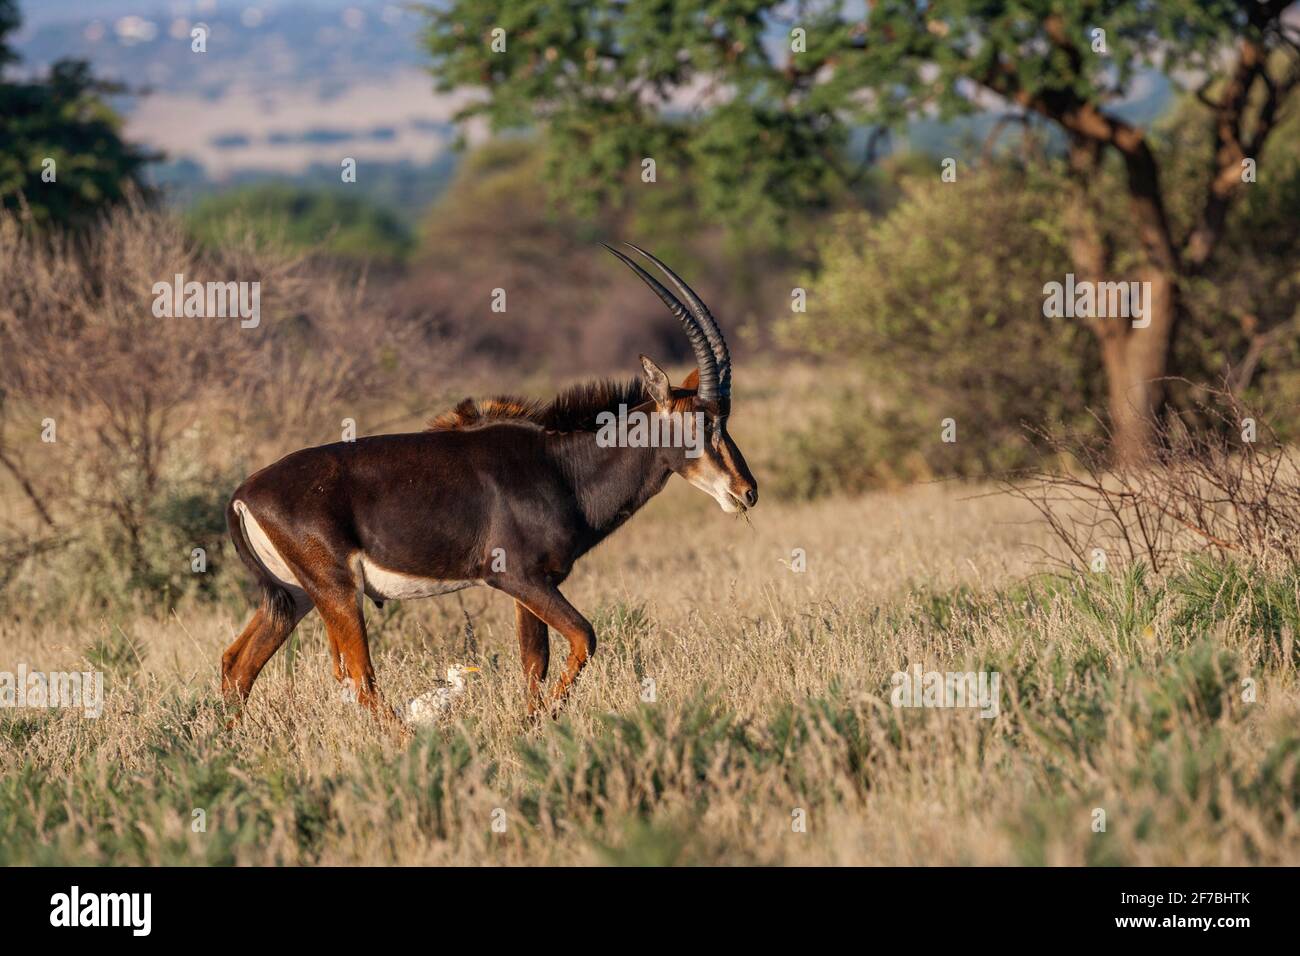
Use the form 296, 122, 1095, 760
3, 471, 1299, 865
0, 207, 1297, 864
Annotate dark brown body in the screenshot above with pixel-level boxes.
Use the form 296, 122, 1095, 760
220, 245, 758, 724
235, 424, 667, 588
222, 381, 755, 720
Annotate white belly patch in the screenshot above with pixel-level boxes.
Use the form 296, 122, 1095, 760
234, 499, 476, 602
359, 556, 480, 601
233, 499, 303, 588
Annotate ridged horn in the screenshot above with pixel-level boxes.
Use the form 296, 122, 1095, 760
603, 243, 720, 402
623, 242, 731, 398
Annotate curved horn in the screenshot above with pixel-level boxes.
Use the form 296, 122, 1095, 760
603, 243, 721, 402
623, 242, 731, 398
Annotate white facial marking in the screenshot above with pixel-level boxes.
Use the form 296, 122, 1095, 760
683, 470, 742, 513
234, 500, 304, 587
359, 555, 481, 601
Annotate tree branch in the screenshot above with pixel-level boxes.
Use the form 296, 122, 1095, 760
1184, 5, 1300, 271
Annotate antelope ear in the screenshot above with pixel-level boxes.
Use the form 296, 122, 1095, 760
679, 368, 700, 392
639, 354, 672, 408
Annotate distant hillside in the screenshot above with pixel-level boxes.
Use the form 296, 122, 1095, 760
12, 1, 465, 218
152, 153, 458, 226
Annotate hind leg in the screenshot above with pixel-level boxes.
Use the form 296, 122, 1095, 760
221, 590, 312, 708
221, 608, 265, 704
293, 561, 399, 728
318, 590, 401, 728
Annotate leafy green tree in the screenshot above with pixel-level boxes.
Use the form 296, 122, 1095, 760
0, 0, 16, 69
425, 0, 1300, 463
425, 0, 854, 240
0, 0, 152, 228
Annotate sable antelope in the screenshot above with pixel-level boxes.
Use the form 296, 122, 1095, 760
220, 244, 758, 722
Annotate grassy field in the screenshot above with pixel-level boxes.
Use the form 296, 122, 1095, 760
3, 461, 1299, 865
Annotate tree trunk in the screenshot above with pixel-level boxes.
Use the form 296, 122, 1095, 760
1094, 268, 1178, 466
1060, 131, 1181, 466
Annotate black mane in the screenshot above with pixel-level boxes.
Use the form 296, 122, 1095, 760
428, 378, 648, 434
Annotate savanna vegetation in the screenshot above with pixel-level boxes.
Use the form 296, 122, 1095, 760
1, 0, 1299, 865
187, 185, 414, 264
4, 466, 1300, 864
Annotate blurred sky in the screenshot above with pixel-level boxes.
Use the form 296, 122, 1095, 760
19, 1, 386, 29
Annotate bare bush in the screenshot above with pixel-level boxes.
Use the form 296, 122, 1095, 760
0, 202, 429, 605
1004, 385, 1300, 573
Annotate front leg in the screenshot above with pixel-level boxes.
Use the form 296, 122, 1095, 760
494, 579, 595, 714
515, 601, 550, 715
